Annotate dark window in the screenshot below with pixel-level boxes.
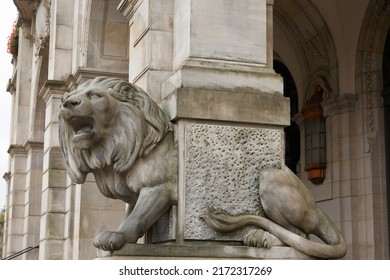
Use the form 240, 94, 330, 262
274, 60, 300, 174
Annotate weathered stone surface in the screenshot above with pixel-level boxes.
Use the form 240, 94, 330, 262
184, 124, 282, 240
161, 87, 289, 125
173, 0, 267, 68
97, 243, 313, 260
124, 0, 173, 101
162, 60, 284, 100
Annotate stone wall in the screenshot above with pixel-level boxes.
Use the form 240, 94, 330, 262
3, 0, 389, 260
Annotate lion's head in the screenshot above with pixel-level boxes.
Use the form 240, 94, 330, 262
59, 77, 172, 184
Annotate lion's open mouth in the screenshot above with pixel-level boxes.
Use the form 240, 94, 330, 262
68, 117, 96, 148
70, 117, 94, 135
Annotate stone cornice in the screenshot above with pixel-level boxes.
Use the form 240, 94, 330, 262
322, 94, 358, 117
38, 67, 129, 103
65, 68, 129, 91
38, 69, 129, 104
38, 80, 67, 103
7, 144, 26, 157
23, 140, 44, 154
117, 0, 141, 21
7, 141, 44, 157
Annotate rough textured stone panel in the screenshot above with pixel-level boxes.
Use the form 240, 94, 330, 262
184, 123, 282, 240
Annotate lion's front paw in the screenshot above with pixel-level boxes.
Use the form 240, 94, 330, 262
93, 231, 127, 251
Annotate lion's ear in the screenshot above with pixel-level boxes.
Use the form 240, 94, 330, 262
59, 120, 89, 184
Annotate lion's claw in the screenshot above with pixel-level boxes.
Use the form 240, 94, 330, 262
244, 229, 270, 248
93, 231, 126, 251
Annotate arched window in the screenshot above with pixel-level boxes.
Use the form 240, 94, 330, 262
274, 60, 300, 174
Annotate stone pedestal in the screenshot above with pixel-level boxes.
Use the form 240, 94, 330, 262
97, 243, 313, 260
117, 0, 295, 259
156, 91, 289, 243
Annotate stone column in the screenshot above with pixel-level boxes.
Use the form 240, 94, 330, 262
10, 23, 33, 144
163, 0, 279, 95
266, 0, 274, 68
159, 0, 288, 245
3, 20, 34, 259
22, 141, 44, 260
1, 173, 11, 258
48, 0, 74, 80
38, 81, 69, 259
4, 145, 26, 258
118, 0, 173, 101
36, 0, 74, 259
111, 0, 292, 259
69, 175, 125, 260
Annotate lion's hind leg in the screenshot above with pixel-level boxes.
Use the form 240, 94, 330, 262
259, 168, 315, 239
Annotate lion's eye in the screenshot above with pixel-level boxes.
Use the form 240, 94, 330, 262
89, 93, 101, 101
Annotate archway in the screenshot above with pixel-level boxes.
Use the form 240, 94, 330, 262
383, 28, 390, 250
357, 0, 390, 258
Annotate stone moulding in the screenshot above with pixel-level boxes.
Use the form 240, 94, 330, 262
160, 87, 290, 126
97, 243, 314, 260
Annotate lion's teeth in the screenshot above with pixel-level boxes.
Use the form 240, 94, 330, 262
75, 126, 92, 135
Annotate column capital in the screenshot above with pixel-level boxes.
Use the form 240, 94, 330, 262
14, 0, 40, 22
38, 80, 67, 104
322, 94, 358, 117
7, 144, 26, 157
23, 140, 44, 155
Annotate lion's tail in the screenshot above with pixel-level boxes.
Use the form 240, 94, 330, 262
200, 211, 347, 259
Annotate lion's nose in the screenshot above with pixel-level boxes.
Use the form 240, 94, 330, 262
62, 98, 81, 109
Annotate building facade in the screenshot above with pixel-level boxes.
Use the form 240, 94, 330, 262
2, 0, 390, 259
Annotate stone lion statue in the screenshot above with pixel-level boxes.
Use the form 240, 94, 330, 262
59, 77, 177, 251
59, 77, 346, 259
201, 166, 347, 259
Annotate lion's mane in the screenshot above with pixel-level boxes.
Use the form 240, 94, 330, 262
59, 77, 172, 186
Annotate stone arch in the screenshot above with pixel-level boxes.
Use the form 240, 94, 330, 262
273, 0, 337, 186
274, 0, 338, 112
356, 0, 390, 135
356, 0, 390, 259
74, 0, 129, 72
